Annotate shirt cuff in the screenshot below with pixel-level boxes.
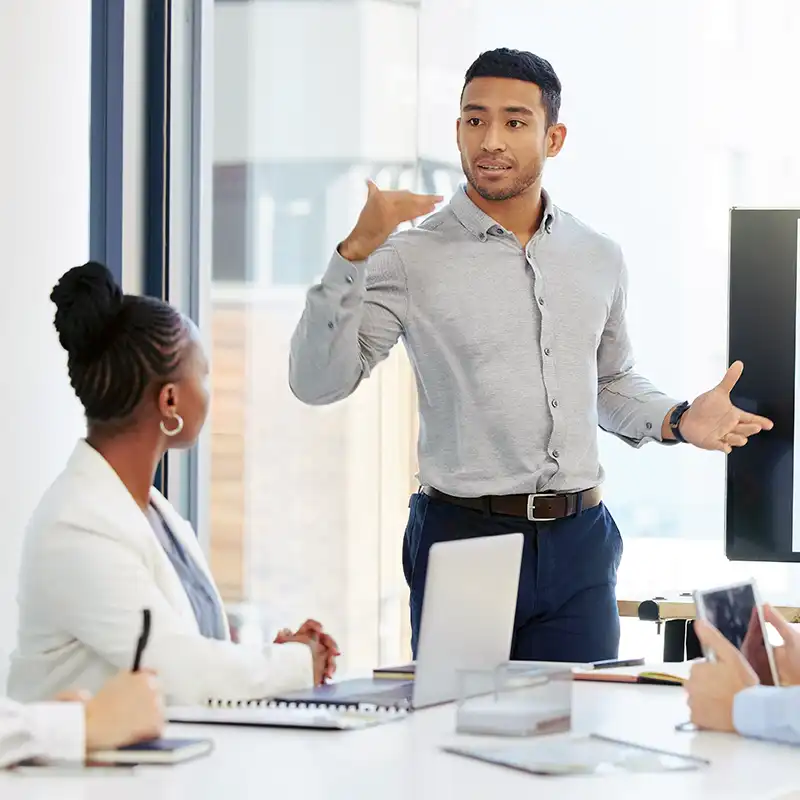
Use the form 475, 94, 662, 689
646, 396, 682, 444
324, 249, 367, 291
24, 702, 86, 763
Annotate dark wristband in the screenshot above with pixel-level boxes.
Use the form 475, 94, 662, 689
669, 400, 691, 443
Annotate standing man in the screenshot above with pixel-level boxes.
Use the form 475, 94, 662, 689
289, 48, 773, 662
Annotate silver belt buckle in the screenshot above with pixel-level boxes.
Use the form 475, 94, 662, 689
526, 493, 556, 522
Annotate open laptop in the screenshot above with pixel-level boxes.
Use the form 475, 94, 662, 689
274, 532, 524, 711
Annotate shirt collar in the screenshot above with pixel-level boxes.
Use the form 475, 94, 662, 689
449, 184, 556, 240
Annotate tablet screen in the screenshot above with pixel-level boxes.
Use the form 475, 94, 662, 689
698, 583, 774, 685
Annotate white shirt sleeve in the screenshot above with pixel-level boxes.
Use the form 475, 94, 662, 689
0, 698, 85, 768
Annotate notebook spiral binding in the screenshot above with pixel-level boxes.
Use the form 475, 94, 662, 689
205, 697, 409, 714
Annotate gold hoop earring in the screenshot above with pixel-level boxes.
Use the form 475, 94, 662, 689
160, 414, 184, 437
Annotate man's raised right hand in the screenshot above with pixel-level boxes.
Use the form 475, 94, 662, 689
338, 180, 443, 262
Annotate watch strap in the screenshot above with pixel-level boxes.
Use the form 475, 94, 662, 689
669, 400, 691, 443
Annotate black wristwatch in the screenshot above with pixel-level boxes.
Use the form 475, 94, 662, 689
668, 400, 691, 443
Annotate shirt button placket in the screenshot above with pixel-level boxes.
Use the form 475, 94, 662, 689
531, 250, 563, 471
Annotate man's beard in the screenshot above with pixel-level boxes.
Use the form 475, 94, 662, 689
461, 155, 543, 202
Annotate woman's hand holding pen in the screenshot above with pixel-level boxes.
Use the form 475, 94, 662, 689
84, 670, 164, 752
274, 619, 340, 685
53, 609, 164, 752
56, 671, 164, 753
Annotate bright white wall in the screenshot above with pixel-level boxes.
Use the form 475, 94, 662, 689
0, 0, 91, 686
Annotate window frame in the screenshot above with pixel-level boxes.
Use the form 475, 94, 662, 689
89, 0, 213, 536
89, 0, 125, 284
165, 0, 215, 547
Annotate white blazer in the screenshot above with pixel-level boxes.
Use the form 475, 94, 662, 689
7, 440, 312, 705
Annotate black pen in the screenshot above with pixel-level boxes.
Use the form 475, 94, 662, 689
132, 608, 151, 671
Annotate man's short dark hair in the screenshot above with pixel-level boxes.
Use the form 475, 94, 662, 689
462, 48, 562, 127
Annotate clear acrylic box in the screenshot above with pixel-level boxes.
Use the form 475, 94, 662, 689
455, 662, 573, 737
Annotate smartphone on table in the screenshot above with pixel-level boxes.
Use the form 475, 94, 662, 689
693, 579, 779, 686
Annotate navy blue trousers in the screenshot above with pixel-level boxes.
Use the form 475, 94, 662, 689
402, 491, 623, 662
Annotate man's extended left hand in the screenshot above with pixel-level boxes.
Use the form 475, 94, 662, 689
675, 361, 773, 453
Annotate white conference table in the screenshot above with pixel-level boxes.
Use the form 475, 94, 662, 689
2, 682, 799, 800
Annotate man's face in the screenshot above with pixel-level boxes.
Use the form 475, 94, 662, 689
457, 77, 566, 202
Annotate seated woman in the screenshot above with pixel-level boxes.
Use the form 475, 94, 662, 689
8, 262, 337, 705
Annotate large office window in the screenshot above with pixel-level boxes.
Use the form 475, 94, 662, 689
208, 0, 431, 671
205, 0, 800, 668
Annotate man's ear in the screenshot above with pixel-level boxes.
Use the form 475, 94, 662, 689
547, 123, 567, 158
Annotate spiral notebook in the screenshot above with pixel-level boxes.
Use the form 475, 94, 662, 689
168, 677, 415, 730
169, 700, 409, 731
201, 677, 415, 713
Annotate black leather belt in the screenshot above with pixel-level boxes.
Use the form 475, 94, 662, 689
421, 485, 602, 522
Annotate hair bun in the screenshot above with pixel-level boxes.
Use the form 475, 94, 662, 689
50, 261, 124, 359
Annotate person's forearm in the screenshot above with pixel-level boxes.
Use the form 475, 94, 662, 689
149, 633, 314, 705
289, 250, 370, 405
734, 686, 800, 746
597, 369, 680, 447
0, 701, 85, 768
290, 244, 407, 405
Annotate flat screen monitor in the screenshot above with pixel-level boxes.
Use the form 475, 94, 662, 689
726, 207, 800, 561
